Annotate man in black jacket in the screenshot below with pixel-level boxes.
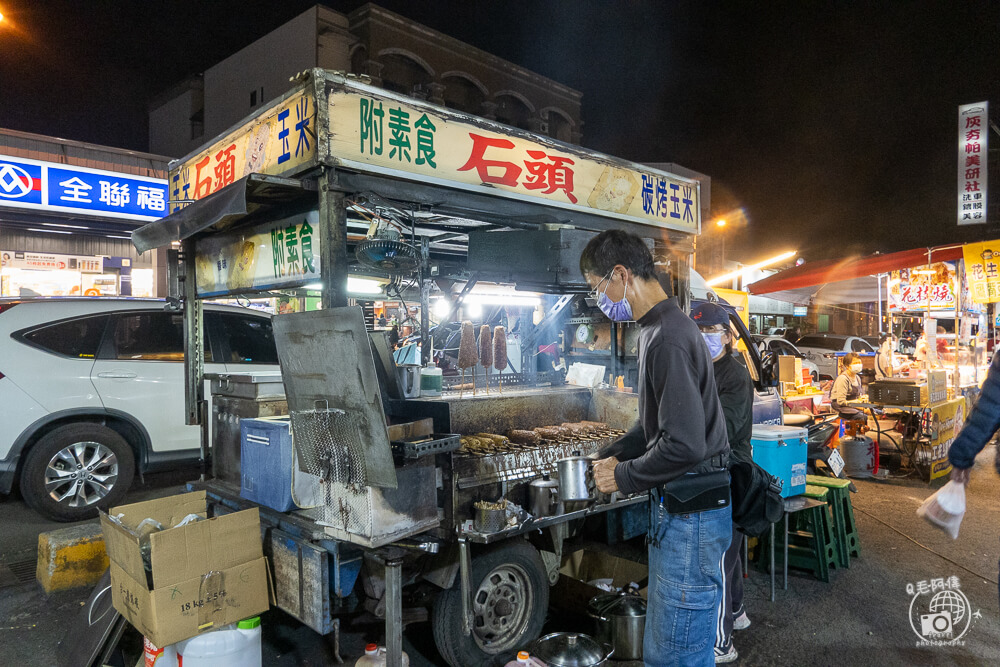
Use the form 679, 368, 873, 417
691, 301, 754, 663
584, 230, 731, 666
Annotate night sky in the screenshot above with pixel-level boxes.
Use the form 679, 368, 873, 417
2, 1, 999, 263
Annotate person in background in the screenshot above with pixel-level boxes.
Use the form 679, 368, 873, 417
582, 230, 732, 666
949, 349, 1000, 606
690, 302, 753, 662
784, 325, 802, 346
875, 333, 910, 379
387, 323, 400, 348
831, 352, 865, 420
377, 314, 387, 328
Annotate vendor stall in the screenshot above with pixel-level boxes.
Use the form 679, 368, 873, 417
749, 241, 1000, 481
123, 69, 721, 666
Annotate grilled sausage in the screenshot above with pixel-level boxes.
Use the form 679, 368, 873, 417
508, 430, 541, 445
458, 321, 479, 369
479, 325, 493, 369
493, 327, 508, 371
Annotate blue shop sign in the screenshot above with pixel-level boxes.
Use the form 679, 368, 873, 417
0, 155, 167, 222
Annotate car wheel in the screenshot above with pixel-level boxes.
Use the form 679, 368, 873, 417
432, 540, 549, 667
21, 423, 135, 522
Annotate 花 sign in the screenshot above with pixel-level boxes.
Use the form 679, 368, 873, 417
0, 155, 167, 221
888, 263, 957, 312
957, 102, 988, 226
330, 88, 699, 233
193, 210, 319, 296
962, 240, 1000, 303
170, 91, 317, 213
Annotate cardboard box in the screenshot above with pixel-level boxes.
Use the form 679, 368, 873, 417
778, 356, 802, 385
550, 549, 648, 613
100, 491, 269, 647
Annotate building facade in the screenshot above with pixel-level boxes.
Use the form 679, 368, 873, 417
0, 129, 169, 297
150, 4, 584, 160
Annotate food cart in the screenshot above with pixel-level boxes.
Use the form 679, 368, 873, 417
130, 69, 715, 666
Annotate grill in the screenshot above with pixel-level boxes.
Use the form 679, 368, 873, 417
290, 407, 369, 487
453, 432, 622, 488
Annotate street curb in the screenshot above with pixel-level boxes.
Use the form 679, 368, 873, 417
36, 523, 108, 594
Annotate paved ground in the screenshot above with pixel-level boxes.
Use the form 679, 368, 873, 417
2, 450, 999, 666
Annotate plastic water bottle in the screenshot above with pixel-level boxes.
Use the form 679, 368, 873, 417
175, 617, 262, 667
504, 651, 547, 666
353, 643, 410, 666
420, 364, 443, 396
143, 637, 177, 667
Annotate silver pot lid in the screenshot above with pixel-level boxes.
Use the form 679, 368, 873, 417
530, 632, 611, 667
530, 474, 559, 488
588, 592, 647, 618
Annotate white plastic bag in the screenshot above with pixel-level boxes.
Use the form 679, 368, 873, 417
916, 480, 966, 539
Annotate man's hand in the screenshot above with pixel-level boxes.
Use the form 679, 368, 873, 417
951, 466, 971, 486
593, 456, 620, 494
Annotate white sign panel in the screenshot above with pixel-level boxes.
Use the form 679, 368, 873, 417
958, 102, 988, 226
1, 250, 104, 273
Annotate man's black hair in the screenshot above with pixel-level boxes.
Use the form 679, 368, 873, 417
579, 229, 656, 280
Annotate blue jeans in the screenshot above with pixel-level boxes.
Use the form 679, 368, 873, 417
643, 499, 732, 666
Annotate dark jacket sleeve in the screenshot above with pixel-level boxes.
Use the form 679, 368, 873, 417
598, 422, 646, 460
614, 341, 708, 494
949, 352, 1000, 469
717, 358, 754, 458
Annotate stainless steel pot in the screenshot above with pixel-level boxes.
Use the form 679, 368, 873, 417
528, 632, 614, 667
587, 592, 646, 661
528, 474, 562, 517
397, 364, 421, 398
557, 451, 592, 502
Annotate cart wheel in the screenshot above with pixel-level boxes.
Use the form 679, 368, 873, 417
432, 540, 548, 667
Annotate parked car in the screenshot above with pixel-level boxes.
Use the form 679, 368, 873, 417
794, 333, 876, 380
0, 298, 278, 520
753, 335, 820, 382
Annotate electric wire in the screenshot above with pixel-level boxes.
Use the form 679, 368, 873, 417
851, 502, 999, 585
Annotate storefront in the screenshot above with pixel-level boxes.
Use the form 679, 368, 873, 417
0, 129, 169, 297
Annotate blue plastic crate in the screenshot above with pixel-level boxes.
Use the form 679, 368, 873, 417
241, 416, 322, 511
751, 424, 808, 498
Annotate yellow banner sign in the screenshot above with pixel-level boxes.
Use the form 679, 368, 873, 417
169, 90, 317, 212
962, 240, 1000, 303
327, 89, 700, 233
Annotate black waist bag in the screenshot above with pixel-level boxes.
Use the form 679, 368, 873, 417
729, 453, 784, 537
662, 469, 731, 514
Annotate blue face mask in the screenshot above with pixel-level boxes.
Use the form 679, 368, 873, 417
702, 332, 725, 358
596, 271, 633, 322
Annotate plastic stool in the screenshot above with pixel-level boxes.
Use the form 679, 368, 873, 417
803, 485, 847, 569
784, 502, 836, 582
758, 501, 836, 584
806, 475, 861, 561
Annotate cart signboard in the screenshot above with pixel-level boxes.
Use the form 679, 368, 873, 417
962, 240, 1000, 304
326, 83, 700, 234
194, 209, 319, 296
887, 262, 957, 311
169, 89, 318, 213
914, 396, 964, 481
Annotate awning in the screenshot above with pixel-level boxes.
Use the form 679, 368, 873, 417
746, 244, 966, 304
131, 173, 314, 253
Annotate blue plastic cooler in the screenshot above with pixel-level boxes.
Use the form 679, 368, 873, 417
241, 416, 322, 511
751, 424, 808, 498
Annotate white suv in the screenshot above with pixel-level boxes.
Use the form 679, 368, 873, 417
0, 298, 278, 521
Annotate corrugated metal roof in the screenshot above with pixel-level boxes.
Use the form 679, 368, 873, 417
0, 128, 169, 179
